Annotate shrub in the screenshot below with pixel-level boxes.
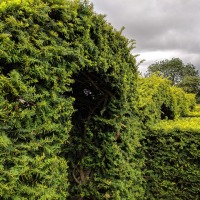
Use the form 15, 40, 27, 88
170, 86, 190, 117
0, 0, 143, 199
185, 93, 196, 111
137, 75, 197, 124
137, 74, 175, 124
142, 118, 200, 200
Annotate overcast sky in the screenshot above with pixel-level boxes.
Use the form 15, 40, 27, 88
89, 0, 200, 74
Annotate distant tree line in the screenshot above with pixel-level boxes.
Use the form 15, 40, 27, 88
146, 58, 200, 102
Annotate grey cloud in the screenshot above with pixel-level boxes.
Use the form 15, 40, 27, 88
90, 0, 200, 71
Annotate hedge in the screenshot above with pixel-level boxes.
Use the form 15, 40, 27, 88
185, 93, 196, 112
142, 118, 200, 200
0, 0, 144, 199
171, 86, 196, 118
1, 0, 199, 199
137, 74, 197, 125
137, 75, 176, 125
138, 76, 199, 199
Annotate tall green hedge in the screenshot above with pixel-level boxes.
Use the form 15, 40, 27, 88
1, 0, 198, 199
0, 0, 143, 199
137, 75, 199, 199
185, 93, 196, 111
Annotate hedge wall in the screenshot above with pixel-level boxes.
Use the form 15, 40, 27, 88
185, 93, 196, 111
187, 104, 200, 117
142, 118, 200, 200
138, 75, 199, 200
0, 0, 144, 199
137, 75, 176, 124
137, 74, 197, 125
1, 0, 199, 199
171, 86, 196, 118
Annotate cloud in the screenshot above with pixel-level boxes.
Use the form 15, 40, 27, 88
90, 0, 200, 72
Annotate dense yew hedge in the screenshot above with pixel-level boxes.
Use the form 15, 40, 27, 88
137, 74, 196, 124
137, 75, 175, 124
171, 87, 196, 117
0, 0, 143, 199
0, 0, 199, 199
143, 118, 200, 200
137, 75, 199, 200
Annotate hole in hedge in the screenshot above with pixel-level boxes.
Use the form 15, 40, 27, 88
71, 71, 114, 121
67, 70, 115, 199
161, 103, 174, 120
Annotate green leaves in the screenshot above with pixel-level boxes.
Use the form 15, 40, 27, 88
0, 0, 143, 199
146, 58, 199, 86
137, 74, 197, 125
142, 110, 200, 200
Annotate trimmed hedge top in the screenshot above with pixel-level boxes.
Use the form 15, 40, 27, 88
151, 117, 200, 132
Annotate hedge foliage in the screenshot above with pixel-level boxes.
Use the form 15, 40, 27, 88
137, 75, 175, 124
187, 104, 200, 117
0, 0, 199, 199
185, 93, 196, 111
0, 0, 144, 199
137, 74, 196, 125
171, 87, 196, 117
138, 75, 199, 199
142, 117, 200, 200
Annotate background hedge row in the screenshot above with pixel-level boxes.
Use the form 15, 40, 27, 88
137, 74, 196, 124
142, 117, 200, 200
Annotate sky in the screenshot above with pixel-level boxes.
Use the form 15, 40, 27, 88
89, 0, 200, 74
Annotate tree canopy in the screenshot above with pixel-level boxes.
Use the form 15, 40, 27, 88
146, 58, 199, 85
177, 76, 200, 93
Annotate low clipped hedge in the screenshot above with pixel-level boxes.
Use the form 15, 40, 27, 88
0, 0, 144, 199
142, 118, 200, 200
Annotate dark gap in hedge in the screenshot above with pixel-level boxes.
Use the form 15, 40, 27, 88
0, 61, 20, 75
161, 103, 174, 120
66, 70, 115, 199
49, 8, 62, 21
71, 71, 114, 121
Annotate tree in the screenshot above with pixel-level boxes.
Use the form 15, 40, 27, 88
177, 76, 200, 94
146, 58, 199, 85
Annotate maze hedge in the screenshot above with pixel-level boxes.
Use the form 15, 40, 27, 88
171, 86, 196, 118
143, 118, 200, 200
0, 0, 143, 199
137, 75, 176, 124
137, 74, 196, 125
137, 75, 199, 200
1, 0, 199, 199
